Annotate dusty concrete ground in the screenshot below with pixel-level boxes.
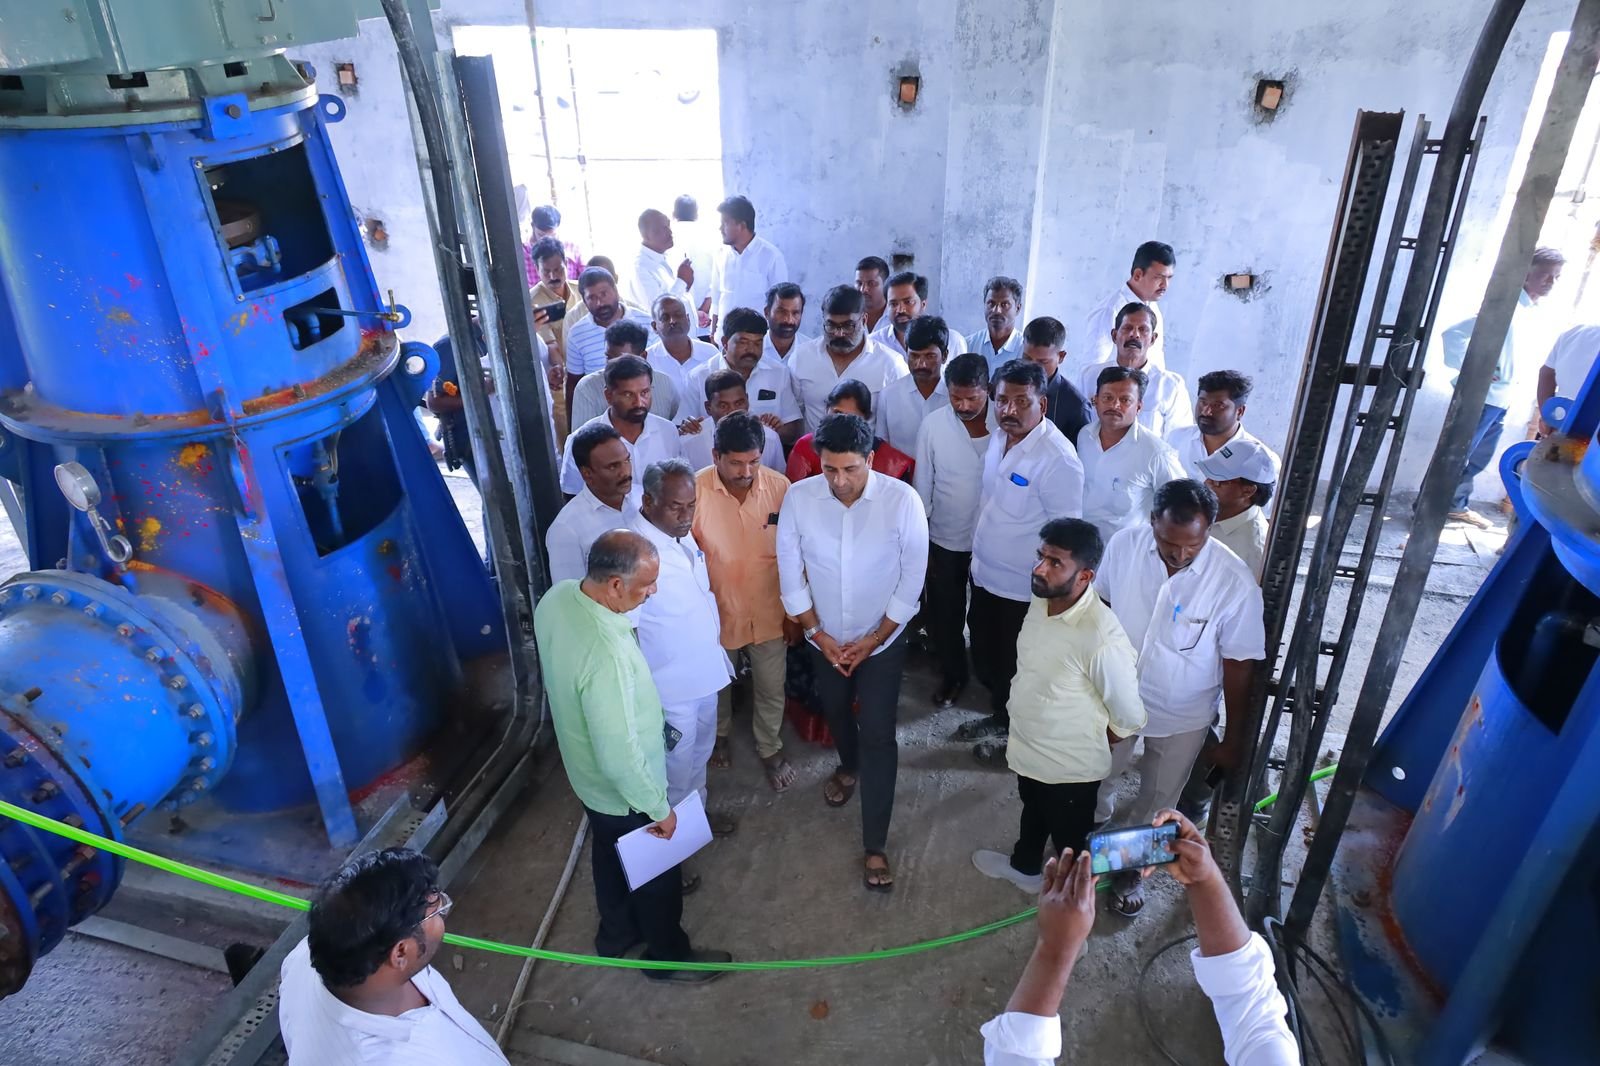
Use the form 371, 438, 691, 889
0, 462, 1504, 1065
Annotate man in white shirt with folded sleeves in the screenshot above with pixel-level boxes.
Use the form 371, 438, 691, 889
877, 315, 954, 452
778, 412, 928, 892
623, 209, 695, 322
1092, 479, 1264, 919
703, 195, 788, 336
786, 285, 909, 432
914, 352, 997, 709
957, 359, 1085, 767
630, 459, 733, 829
1079, 365, 1186, 545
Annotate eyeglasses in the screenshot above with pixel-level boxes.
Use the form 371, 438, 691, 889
423, 891, 453, 923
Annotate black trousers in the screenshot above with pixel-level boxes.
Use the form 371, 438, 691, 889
584, 806, 692, 961
1010, 776, 1102, 877
926, 544, 973, 687
968, 582, 1031, 722
810, 635, 908, 854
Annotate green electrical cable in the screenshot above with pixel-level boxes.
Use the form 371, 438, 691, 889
0, 765, 1336, 973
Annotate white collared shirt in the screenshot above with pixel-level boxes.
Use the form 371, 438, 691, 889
686, 351, 801, 423
1095, 526, 1266, 736
628, 513, 733, 704
1542, 322, 1600, 399
1212, 506, 1269, 581
875, 373, 950, 452
707, 234, 789, 324
568, 366, 680, 429
279, 938, 509, 1066
545, 485, 642, 584
869, 318, 969, 360
785, 336, 910, 431
981, 933, 1295, 1066
1079, 282, 1167, 380
646, 338, 718, 411
965, 326, 1024, 376
679, 417, 786, 475
563, 306, 655, 377
764, 331, 814, 364
1166, 424, 1280, 485
1078, 420, 1187, 545
971, 419, 1085, 602
623, 244, 694, 321
913, 404, 997, 552
1077, 358, 1193, 437
558, 411, 683, 495
777, 471, 929, 651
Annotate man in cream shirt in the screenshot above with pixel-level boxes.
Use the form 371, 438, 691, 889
1078, 366, 1186, 545
1196, 438, 1277, 581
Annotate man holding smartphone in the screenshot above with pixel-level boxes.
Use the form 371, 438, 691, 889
971, 519, 1145, 894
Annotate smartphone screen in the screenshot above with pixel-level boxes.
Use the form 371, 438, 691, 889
1087, 823, 1180, 875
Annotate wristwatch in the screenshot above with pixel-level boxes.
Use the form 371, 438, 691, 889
804, 624, 821, 640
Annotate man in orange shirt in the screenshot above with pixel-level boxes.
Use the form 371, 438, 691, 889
692, 411, 798, 791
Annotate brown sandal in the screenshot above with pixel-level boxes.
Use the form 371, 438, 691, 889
823, 770, 856, 807
763, 753, 797, 792
863, 852, 894, 892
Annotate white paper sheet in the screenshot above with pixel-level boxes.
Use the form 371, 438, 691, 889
615, 791, 713, 891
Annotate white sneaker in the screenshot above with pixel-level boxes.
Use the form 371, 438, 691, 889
971, 849, 1043, 894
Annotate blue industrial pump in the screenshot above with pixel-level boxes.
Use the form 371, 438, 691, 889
0, 3, 504, 996
1332, 355, 1600, 1060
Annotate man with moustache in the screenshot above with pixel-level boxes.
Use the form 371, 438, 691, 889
957, 360, 1085, 766
545, 423, 641, 584
764, 282, 812, 362
870, 272, 969, 360
913, 353, 997, 708
645, 292, 718, 409
970, 519, 1145, 894
876, 315, 955, 452
1078, 366, 1186, 544
1077, 303, 1192, 437
568, 320, 682, 429
1166, 371, 1280, 485
1075, 241, 1177, 384
565, 268, 653, 415
786, 285, 909, 432
687, 308, 803, 442
968, 276, 1026, 376
560, 355, 682, 495
679, 370, 786, 474
1020, 316, 1092, 445
624, 208, 695, 319
856, 256, 891, 333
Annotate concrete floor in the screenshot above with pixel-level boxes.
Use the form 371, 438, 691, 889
0, 466, 1505, 1065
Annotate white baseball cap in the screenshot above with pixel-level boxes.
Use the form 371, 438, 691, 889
1195, 437, 1277, 485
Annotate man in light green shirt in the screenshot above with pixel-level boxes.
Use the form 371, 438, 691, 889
533, 529, 731, 982
972, 518, 1145, 895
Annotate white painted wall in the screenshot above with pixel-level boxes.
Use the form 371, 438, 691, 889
295, 0, 1579, 495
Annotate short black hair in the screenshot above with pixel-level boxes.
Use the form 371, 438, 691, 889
905, 315, 949, 355
856, 256, 890, 281
714, 410, 765, 454
821, 285, 865, 316
530, 236, 565, 265
1197, 370, 1252, 403
993, 357, 1045, 396
604, 354, 652, 389
944, 352, 990, 389
717, 195, 756, 231
605, 320, 649, 352
1114, 301, 1156, 330
827, 378, 874, 418
308, 848, 438, 990
984, 275, 1024, 303
765, 282, 805, 312
1096, 365, 1148, 399
887, 271, 928, 300
570, 421, 622, 469
703, 368, 747, 401
1022, 316, 1066, 349
721, 306, 769, 341
578, 266, 616, 296
673, 194, 697, 222
813, 411, 875, 458
1154, 478, 1219, 526
1132, 241, 1176, 273
1039, 517, 1104, 572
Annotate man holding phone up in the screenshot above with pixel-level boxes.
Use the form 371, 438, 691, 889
971, 519, 1145, 894
1092, 479, 1264, 918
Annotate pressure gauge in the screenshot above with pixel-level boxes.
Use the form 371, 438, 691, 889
53, 462, 102, 512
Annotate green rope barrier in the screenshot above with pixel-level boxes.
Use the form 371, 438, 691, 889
0, 765, 1336, 973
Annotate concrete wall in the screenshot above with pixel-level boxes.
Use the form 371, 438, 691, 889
295, 0, 1577, 494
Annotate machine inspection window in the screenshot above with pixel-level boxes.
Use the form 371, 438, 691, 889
204, 141, 335, 295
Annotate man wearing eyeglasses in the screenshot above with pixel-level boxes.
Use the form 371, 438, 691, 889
279, 847, 509, 1064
